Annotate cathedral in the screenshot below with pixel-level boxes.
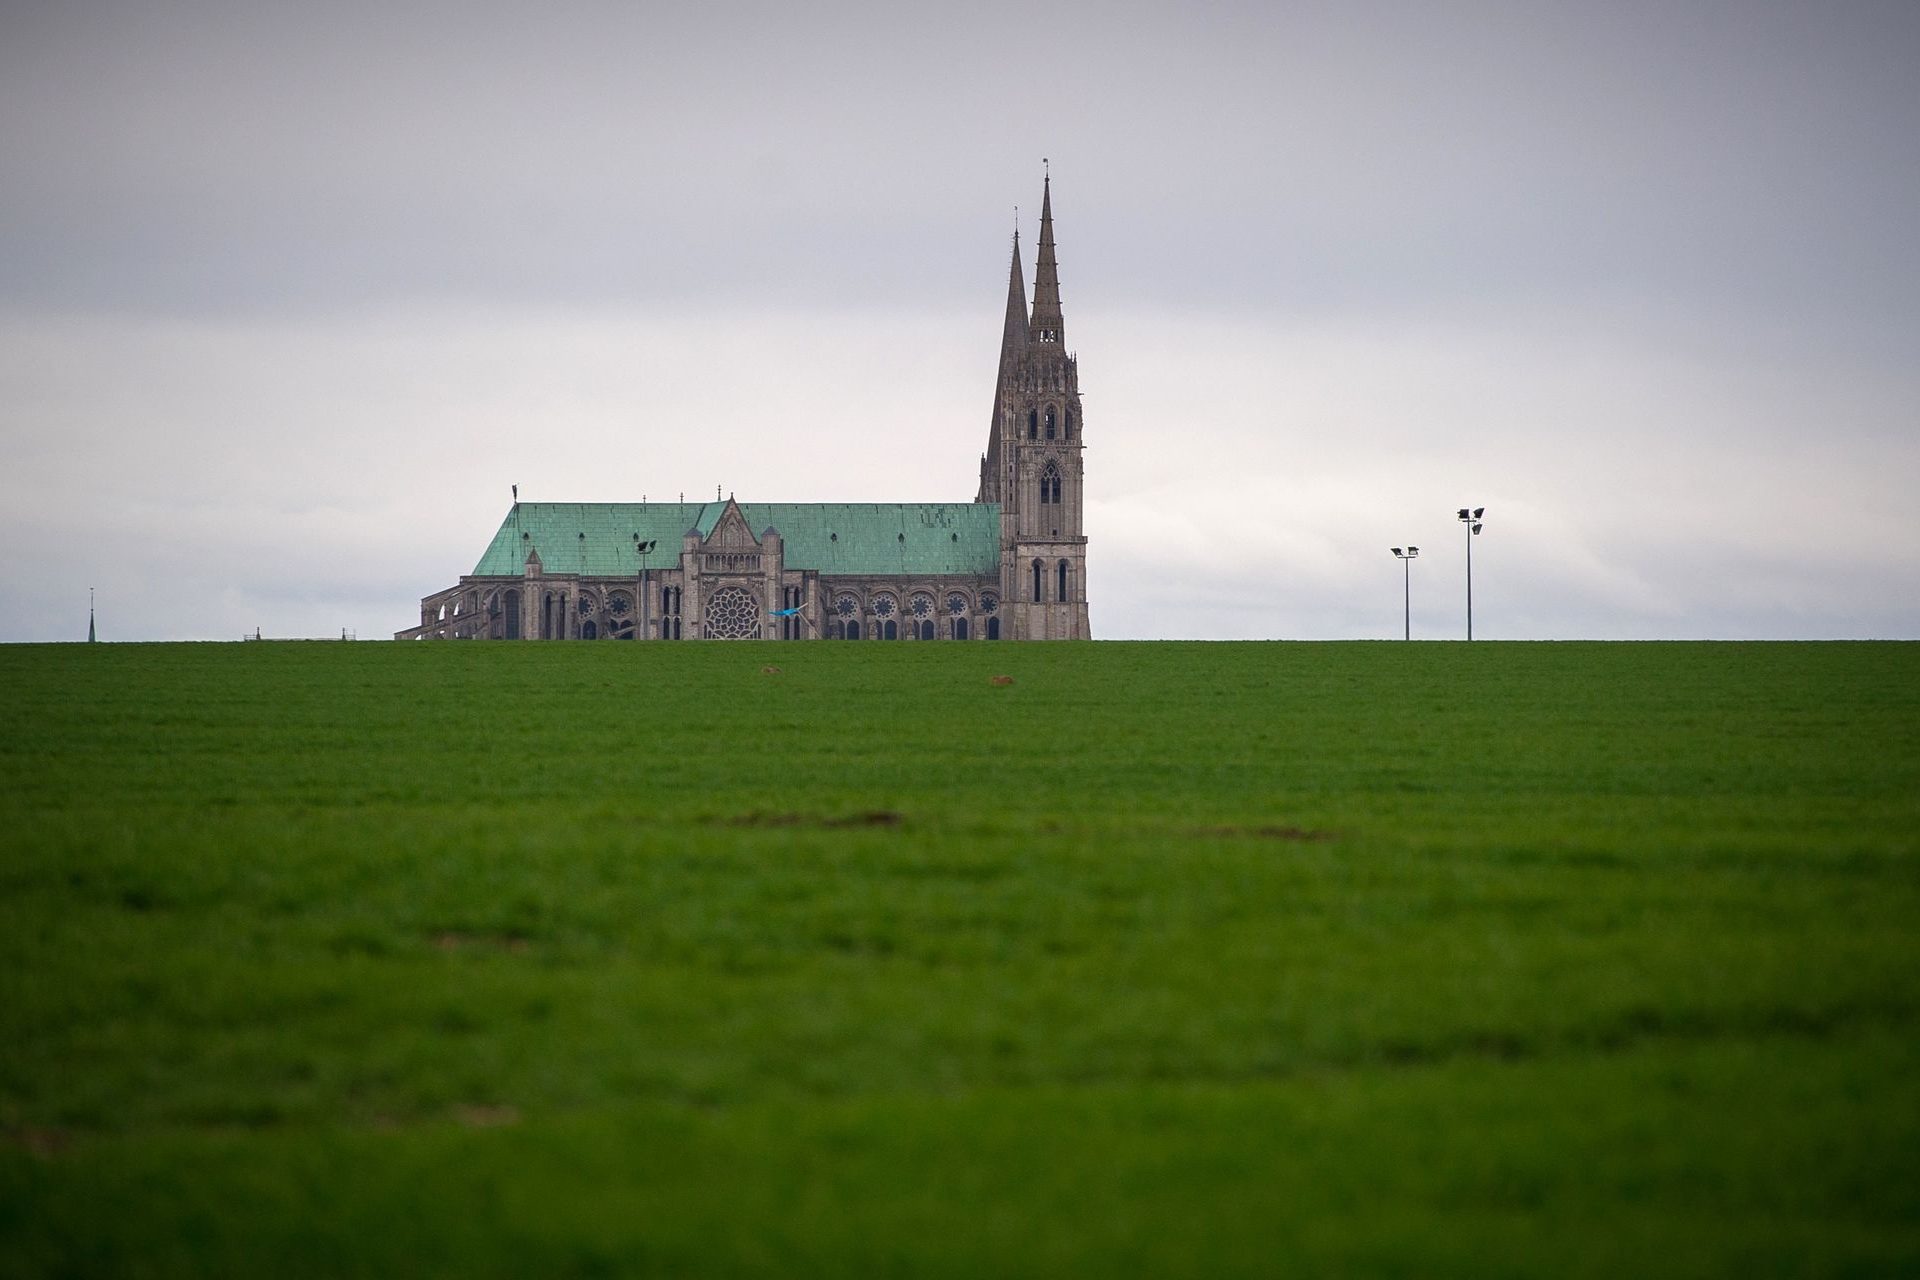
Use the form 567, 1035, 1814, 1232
397, 176, 1090, 642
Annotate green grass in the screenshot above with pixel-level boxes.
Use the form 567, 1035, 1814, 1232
2, 639, 1916, 1276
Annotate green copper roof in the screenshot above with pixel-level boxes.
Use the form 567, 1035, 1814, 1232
471, 502, 1002, 578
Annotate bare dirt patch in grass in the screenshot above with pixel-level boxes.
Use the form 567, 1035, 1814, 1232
723, 810, 905, 830
432, 932, 531, 952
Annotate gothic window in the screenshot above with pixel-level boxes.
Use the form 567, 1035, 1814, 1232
607, 593, 631, 617
1045, 405, 1056, 439
882, 620, 898, 641
1065, 410, 1074, 439
503, 589, 520, 640
846, 619, 862, 641
953, 617, 970, 640
577, 594, 595, 617
910, 594, 933, 619
1027, 409, 1037, 439
945, 592, 968, 615
873, 595, 897, 619
1040, 461, 1061, 505
704, 586, 761, 640
835, 594, 857, 617
980, 594, 997, 615
986, 617, 1000, 640
917, 619, 935, 640
581, 620, 598, 640
1058, 559, 1070, 602
1032, 559, 1043, 602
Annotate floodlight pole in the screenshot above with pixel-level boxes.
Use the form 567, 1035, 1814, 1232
1458, 507, 1486, 640
637, 539, 656, 641
1391, 547, 1419, 640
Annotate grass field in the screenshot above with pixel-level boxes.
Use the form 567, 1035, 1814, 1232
2, 639, 1917, 1276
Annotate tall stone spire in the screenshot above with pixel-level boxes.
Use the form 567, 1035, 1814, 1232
979, 232, 1029, 501
997, 230, 1029, 371
1029, 171, 1064, 345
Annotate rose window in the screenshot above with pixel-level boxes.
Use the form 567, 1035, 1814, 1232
946, 593, 968, 615
835, 594, 858, 617
980, 595, 998, 614
704, 586, 762, 640
910, 595, 933, 618
873, 596, 897, 618
607, 593, 631, 617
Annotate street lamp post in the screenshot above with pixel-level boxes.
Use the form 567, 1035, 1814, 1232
1390, 546, 1419, 640
1457, 507, 1485, 640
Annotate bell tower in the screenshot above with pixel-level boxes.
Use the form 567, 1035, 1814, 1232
981, 171, 1089, 640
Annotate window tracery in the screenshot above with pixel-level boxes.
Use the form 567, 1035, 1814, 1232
704, 586, 761, 640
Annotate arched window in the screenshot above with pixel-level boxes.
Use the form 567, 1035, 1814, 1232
847, 619, 862, 641
1058, 560, 1070, 602
1040, 461, 1061, 505
1032, 558, 1043, 602
1044, 406, 1056, 439
581, 620, 598, 641
986, 617, 1000, 640
883, 620, 898, 641
781, 587, 804, 640
918, 619, 934, 641
503, 590, 520, 640
953, 617, 969, 640
1027, 409, 1037, 439
1065, 410, 1074, 439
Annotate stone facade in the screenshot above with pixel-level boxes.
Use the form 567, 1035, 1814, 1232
398, 178, 1090, 642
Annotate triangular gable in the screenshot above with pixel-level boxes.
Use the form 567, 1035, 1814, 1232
704, 499, 758, 550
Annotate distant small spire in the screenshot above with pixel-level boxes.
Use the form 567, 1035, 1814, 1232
512, 484, 518, 504
88, 587, 96, 643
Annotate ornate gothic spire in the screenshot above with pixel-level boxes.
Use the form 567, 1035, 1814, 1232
1029, 171, 1064, 345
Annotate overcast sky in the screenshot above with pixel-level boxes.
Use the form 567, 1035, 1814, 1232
3, 0, 1916, 641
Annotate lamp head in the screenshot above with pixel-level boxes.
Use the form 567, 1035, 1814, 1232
1473, 507, 1485, 519
1391, 547, 1403, 557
